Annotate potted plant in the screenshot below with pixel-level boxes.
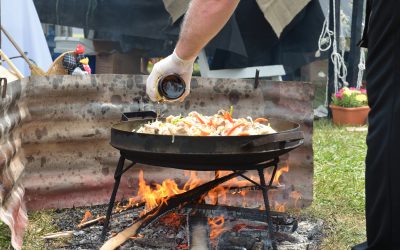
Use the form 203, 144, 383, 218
330, 87, 370, 126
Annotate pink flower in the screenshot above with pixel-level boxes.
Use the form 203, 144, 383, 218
349, 87, 356, 90
360, 88, 367, 94
335, 93, 343, 98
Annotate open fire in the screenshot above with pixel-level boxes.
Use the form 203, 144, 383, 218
132, 165, 292, 215
97, 165, 296, 247
93, 111, 307, 249
43, 158, 322, 250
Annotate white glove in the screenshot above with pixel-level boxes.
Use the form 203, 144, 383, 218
146, 50, 195, 102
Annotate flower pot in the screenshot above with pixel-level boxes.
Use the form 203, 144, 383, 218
330, 105, 370, 126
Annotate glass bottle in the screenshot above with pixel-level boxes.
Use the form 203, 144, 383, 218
157, 74, 186, 101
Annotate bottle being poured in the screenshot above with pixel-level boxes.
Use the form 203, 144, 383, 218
157, 74, 186, 101
146, 49, 194, 105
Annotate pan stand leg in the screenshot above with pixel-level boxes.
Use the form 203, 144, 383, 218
100, 155, 136, 242
214, 171, 219, 205
258, 166, 278, 250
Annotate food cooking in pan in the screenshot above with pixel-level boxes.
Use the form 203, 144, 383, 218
136, 109, 276, 136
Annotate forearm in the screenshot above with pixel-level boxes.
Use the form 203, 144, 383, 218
175, 0, 239, 61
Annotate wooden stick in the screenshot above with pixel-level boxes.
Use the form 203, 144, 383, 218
1, 26, 33, 66
76, 216, 105, 229
42, 231, 73, 240
101, 171, 245, 250
76, 202, 145, 230
0, 49, 24, 79
100, 219, 144, 250
1, 25, 46, 76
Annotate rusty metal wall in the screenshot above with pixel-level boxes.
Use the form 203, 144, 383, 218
0, 78, 29, 250
18, 75, 314, 211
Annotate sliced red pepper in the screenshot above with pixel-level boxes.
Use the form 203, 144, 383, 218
224, 112, 234, 123
207, 118, 214, 126
194, 113, 205, 124
227, 123, 245, 136
200, 129, 210, 136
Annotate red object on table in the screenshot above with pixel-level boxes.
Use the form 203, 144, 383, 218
75, 44, 85, 54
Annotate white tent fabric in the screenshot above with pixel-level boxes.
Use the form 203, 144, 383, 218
1, 0, 52, 77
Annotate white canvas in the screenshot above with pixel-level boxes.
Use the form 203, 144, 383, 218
1, 0, 52, 77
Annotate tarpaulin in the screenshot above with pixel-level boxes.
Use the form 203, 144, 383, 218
0, 79, 29, 250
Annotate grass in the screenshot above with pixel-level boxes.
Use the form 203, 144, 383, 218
0, 211, 58, 250
0, 221, 11, 249
306, 119, 367, 249
0, 119, 367, 249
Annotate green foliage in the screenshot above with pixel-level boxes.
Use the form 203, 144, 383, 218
332, 93, 364, 107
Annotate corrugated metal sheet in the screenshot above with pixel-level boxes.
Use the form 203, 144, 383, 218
20, 75, 313, 211
1, 75, 314, 248
0, 78, 29, 250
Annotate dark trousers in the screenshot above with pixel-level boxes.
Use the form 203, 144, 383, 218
365, 0, 400, 249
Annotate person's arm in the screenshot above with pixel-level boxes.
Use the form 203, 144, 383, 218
146, 0, 239, 102
175, 0, 240, 60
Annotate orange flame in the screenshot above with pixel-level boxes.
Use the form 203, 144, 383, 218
274, 201, 287, 212
132, 165, 292, 214
135, 170, 186, 212
79, 210, 92, 224
273, 165, 289, 186
208, 216, 227, 239
290, 191, 302, 208
183, 171, 203, 191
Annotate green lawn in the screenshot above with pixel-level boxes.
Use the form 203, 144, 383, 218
0, 212, 58, 250
307, 119, 367, 249
0, 119, 367, 249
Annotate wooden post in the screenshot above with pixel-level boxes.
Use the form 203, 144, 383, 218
347, 0, 365, 87
0, 0, 2, 63
327, 0, 341, 117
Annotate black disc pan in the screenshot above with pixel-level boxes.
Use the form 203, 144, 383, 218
110, 112, 304, 171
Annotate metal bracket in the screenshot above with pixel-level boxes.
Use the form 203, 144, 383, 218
254, 69, 260, 89
0, 78, 7, 98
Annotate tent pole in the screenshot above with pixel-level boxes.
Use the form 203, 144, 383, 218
347, 0, 365, 87
327, 0, 341, 118
0, 0, 2, 63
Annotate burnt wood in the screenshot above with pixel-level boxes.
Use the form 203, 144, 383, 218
100, 170, 245, 248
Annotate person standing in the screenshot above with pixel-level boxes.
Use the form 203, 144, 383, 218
352, 0, 400, 249
146, 0, 239, 102
147, 1, 400, 249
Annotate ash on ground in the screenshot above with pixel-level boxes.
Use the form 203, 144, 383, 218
45, 203, 324, 250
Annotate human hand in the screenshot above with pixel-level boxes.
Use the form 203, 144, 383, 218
146, 50, 195, 102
